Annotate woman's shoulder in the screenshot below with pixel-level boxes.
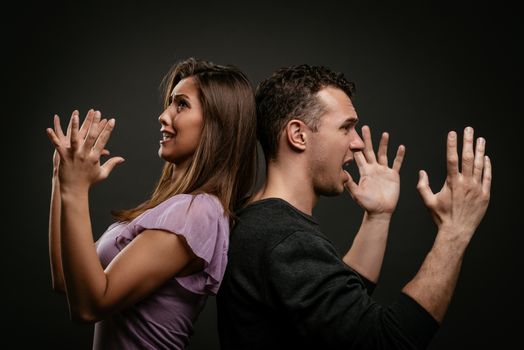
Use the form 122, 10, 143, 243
158, 193, 225, 218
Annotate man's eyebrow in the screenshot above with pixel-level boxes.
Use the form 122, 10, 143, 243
341, 117, 359, 126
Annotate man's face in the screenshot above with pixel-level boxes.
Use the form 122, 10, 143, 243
308, 86, 364, 196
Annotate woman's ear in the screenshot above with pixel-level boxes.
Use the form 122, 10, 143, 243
285, 119, 307, 152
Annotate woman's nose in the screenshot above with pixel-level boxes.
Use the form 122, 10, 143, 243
158, 110, 169, 126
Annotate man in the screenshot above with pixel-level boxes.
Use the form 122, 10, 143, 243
217, 64, 491, 349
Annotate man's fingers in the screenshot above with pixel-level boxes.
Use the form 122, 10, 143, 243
344, 170, 358, 194
377, 132, 389, 166
461, 127, 474, 176
416, 170, 435, 207
353, 151, 366, 170
482, 155, 492, 196
361, 125, 376, 163
392, 145, 406, 172
447, 131, 459, 177
473, 137, 486, 181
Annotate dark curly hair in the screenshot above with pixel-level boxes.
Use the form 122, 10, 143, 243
255, 64, 356, 160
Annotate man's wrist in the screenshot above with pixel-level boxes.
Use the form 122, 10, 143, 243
364, 211, 393, 223
436, 226, 473, 250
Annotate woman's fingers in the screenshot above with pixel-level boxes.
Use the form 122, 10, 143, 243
69, 112, 80, 150
46, 127, 61, 147
84, 111, 102, 149
53, 115, 65, 140
46, 127, 67, 162
64, 111, 75, 140
78, 109, 95, 140
100, 156, 125, 179
93, 119, 115, 154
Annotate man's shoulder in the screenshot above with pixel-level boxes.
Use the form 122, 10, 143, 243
234, 198, 318, 235
237, 198, 317, 222
230, 198, 334, 258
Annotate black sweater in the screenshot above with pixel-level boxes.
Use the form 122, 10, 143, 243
217, 198, 438, 350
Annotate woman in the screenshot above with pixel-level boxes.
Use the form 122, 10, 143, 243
46, 58, 257, 349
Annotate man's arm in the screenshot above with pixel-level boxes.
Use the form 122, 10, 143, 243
268, 230, 438, 350
343, 212, 391, 284
343, 126, 405, 283
403, 127, 491, 323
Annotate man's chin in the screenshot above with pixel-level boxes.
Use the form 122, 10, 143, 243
317, 184, 345, 197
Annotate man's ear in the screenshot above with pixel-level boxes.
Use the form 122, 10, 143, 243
285, 119, 308, 152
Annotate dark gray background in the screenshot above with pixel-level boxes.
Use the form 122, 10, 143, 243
6, 0, 521, 348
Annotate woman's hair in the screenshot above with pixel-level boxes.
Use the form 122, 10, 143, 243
113, 58, 258, 222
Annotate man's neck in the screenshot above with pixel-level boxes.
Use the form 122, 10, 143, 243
254, 160, 318, 216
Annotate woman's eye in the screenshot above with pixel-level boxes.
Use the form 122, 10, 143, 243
176, 100, 187, 112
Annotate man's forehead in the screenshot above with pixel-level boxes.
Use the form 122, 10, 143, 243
316, 86, 357, 120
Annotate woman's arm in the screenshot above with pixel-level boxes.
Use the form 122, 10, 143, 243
48, 110, 202, 323
60, 188, 199, 323
49, 166, 66, 293
48, 112, 95, 294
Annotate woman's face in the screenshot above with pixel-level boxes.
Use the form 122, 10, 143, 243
158, 77, 204, 168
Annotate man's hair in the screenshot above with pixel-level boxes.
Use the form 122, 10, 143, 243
255, 64, 355, 160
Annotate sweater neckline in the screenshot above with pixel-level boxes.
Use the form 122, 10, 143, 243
241, 197, 318, 225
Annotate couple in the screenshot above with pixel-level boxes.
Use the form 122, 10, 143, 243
47, 58, 491, 349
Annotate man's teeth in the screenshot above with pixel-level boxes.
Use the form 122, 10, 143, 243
162, 132, 173, 140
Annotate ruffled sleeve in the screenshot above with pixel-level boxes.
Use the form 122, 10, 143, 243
114, 193, 229, 295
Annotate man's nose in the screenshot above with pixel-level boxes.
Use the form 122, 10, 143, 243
349, 129, 365, 151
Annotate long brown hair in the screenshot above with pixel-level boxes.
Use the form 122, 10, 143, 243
113, 58, 257, 222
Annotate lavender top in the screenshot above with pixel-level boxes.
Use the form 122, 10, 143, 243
94, 193, 229, 349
